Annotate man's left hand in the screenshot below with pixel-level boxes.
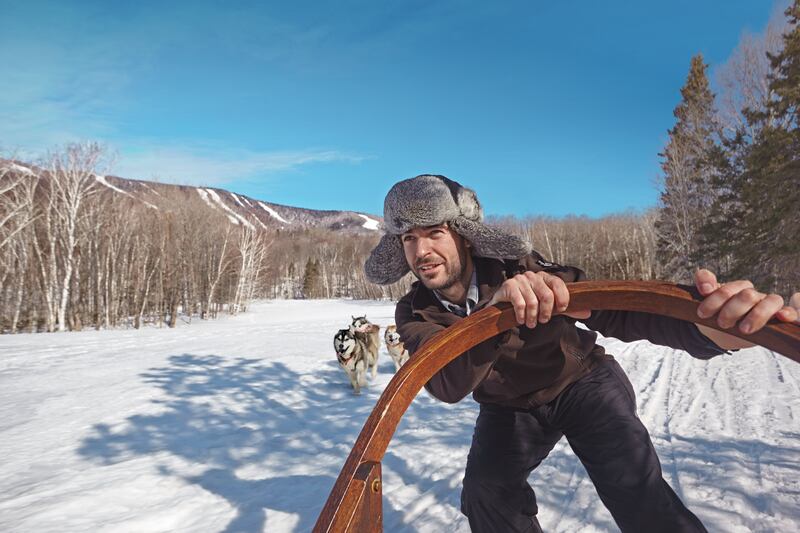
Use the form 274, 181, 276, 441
694, 269, 800, 349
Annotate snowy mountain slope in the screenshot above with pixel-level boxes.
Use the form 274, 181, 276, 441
1, 159, 382, 234
0, 300, 798, 532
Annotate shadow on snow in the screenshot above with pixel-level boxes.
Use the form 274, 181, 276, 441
76, 352, 797, 532
77, 353, 472, 532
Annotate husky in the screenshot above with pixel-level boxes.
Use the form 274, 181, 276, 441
334, 328, 369, 394
350, 315, 380, 379
384, 324, 410, 370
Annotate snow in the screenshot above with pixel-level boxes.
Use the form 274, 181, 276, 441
252, 214, 269, 231
142, 184, 162, 197
0, 300, 798, 532
197, 188, 215, 209
206, 189, 255, 230
95, 174, 127, 195
258, 201, 290, 224
96, 175, 159, 210
231, 193, 245, 208
358, 213, 380, 231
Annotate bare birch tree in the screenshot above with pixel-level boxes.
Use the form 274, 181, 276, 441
716, 10, 790, 136
46, 143, 105, 331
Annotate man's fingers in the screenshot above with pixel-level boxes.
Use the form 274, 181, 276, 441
540, 273, 590, 319
713, 287, 763, 330
505, 285, 526, 326
695, 268, 720, 296
506, 281, 536, 327
697, 280, 755, 319
776, 306, 800, 324
733, 293, 784, 334
517, 276, 540, 328
778, 292, 800, 324
495, 272, 575, 328
528, 273, 557, 324
541, 274, 570, 313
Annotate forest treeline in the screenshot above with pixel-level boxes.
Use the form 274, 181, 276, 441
0, 148, 659, 334
1, 2, 798, 333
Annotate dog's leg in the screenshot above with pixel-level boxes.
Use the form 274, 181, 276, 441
346, 368, 360, 394
357, 360, 368, 389
370, 351, 378, 379
371, 333, 380, 376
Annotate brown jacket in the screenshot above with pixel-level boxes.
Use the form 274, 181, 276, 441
395, 252, 725, 408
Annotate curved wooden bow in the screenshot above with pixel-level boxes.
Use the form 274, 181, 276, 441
314, 281, 800, 532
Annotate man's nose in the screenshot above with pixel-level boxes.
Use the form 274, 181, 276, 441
415, 238, 432, 257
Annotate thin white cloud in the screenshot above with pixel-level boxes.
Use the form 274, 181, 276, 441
0, 4, 371, 179
0, 3, 148, 155
113, 143, 368, 185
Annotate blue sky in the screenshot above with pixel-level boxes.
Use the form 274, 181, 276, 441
0, 0, 787, 217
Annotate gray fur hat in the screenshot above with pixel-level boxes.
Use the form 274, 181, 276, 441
364, 174, 531, 285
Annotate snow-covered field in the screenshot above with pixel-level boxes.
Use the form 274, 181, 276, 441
1, 299, 798, 532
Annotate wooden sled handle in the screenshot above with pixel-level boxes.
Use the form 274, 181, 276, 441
313, 280, 800, 532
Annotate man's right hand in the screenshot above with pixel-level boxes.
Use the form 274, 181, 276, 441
488, 271, 591, 329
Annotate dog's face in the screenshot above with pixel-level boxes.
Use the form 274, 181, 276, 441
334, 329, 356, 356
351, 315, 371, 333
384, 325, 401, 345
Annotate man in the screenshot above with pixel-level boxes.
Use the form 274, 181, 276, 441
364, 174, 800, 533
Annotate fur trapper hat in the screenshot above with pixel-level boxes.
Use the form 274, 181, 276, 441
364, 174, 531, 285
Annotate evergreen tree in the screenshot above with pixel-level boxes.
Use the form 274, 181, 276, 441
655, 54, 721, 282
696, 133, 747, 281
302, 258, 321, 298
730, 1, 800, 294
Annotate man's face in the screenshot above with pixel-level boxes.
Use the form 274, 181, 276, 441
401, 223, 471, 292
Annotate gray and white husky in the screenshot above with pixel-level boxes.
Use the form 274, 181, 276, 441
349, 315, 380, 379
334, 328, 369, 394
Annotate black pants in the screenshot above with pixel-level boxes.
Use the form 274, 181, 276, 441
460, 359, 707, 533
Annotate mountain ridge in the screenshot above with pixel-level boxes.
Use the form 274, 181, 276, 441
1, 159, 383, 235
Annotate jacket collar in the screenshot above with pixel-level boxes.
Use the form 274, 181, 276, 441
410, 257, 508, 325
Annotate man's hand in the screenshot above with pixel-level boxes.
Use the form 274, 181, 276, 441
786, 293, 800, 324
695, 269, 800, 349
488, 271, 591, 328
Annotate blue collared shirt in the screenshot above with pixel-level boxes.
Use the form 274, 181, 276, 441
434, 269, 479, 317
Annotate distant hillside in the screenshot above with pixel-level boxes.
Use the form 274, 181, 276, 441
2, 159, 383, 235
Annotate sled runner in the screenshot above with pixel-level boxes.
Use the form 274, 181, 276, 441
313, 281, 800, 533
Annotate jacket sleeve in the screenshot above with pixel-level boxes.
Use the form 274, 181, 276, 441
395, 294, 504, 404
582, 309, 727, 359
521, 252, 727, 359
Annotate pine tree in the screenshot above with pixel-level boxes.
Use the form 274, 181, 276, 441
302, 258, 321, 298
696, 133, 747, 280
655, 54, 721, 282
730, 1, 800, 294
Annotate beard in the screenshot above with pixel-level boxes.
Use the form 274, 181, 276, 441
413, 260, 463, 291
412, 244, 470, 293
